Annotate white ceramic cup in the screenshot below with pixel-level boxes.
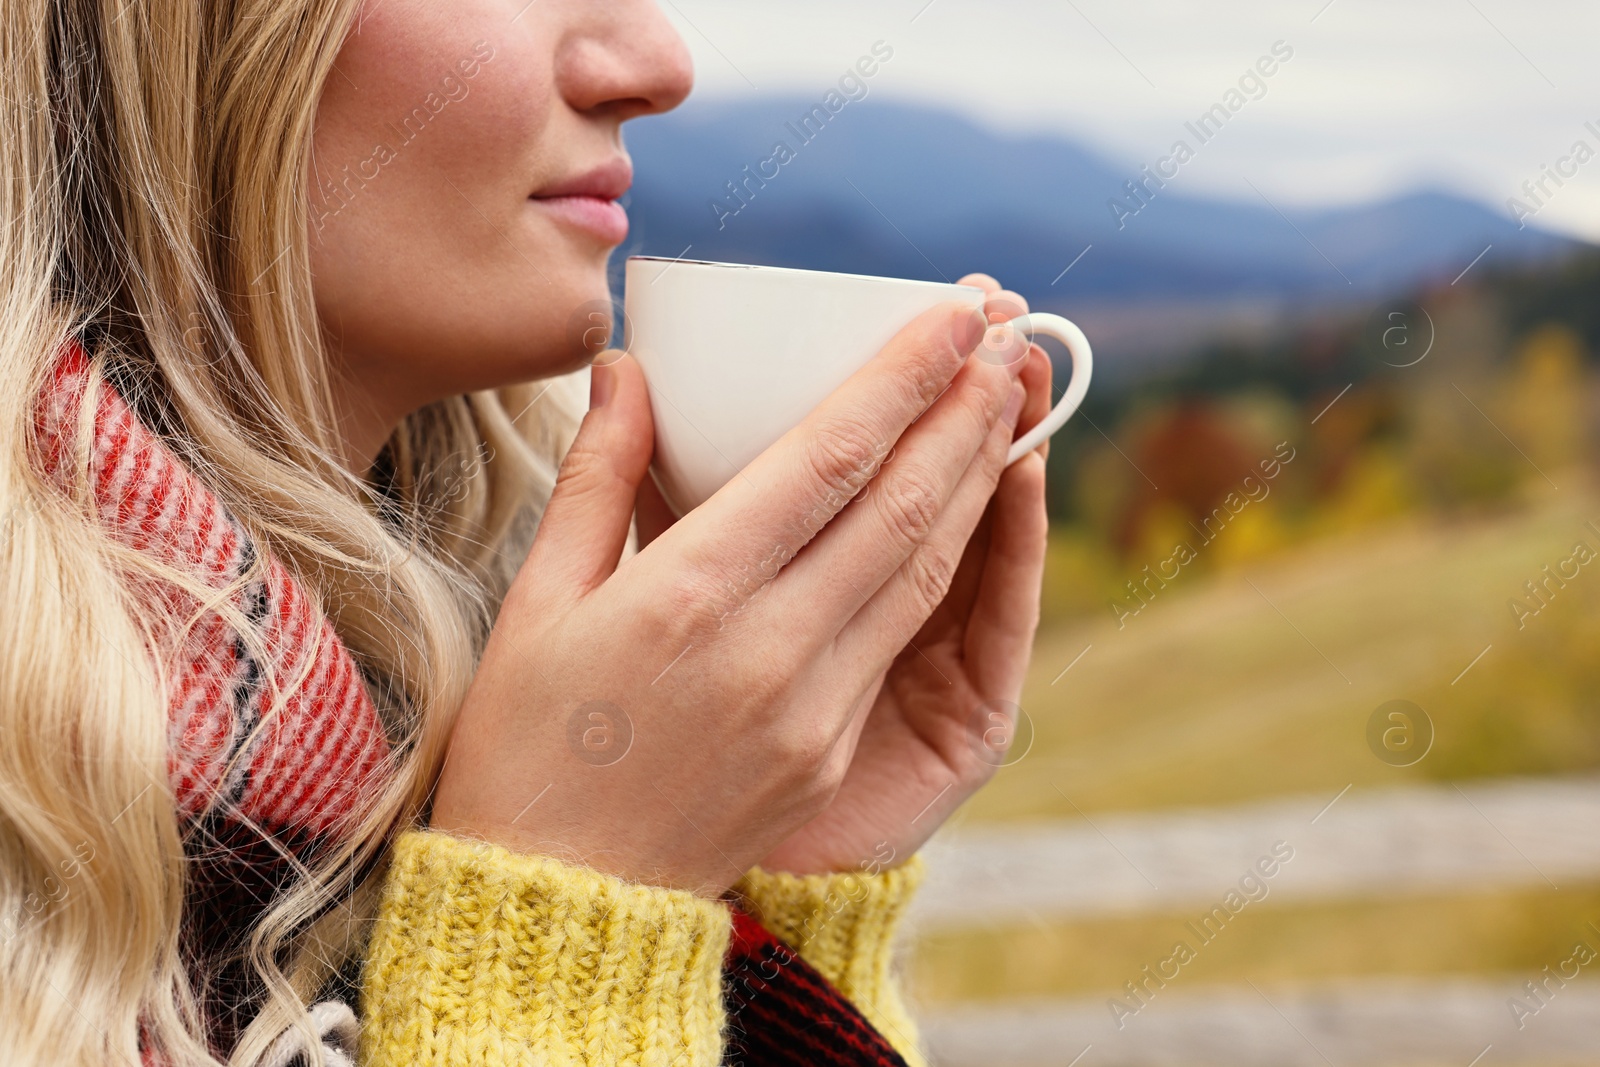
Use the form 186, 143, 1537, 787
621, 256, 1093, 518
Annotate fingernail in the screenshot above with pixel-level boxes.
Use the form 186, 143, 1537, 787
980, 322, 1030, 374
951, 304, 988, 355
1002, 382, 1024, 425
589, 359, 614, 409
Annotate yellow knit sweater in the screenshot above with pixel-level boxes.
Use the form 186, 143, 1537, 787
357, 829, 929, 1067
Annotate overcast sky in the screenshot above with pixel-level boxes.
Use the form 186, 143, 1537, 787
655, 0, 1600, 240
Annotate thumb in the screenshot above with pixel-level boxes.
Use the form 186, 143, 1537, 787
518, 351, 654, 605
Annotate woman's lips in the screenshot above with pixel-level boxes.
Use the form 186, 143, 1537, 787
530, 194, 629, 244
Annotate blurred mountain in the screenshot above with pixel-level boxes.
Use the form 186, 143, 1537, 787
618, 96, 1583, 309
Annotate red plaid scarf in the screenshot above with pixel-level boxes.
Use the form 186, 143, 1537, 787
33, 336, 906, 1067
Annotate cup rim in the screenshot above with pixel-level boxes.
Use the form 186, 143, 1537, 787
625, 255, 986, 293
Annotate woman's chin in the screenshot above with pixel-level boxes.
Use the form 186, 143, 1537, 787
550, 282, 625, 360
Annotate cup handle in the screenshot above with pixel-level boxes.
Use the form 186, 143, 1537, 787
1001, 312, 1093, 466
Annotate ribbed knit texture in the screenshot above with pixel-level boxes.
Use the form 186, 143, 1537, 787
359, 829, 732, 1067
37, 337, 394, 843
732, 857, 928, 1067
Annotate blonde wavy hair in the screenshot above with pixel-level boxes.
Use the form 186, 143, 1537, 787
0, 2, 587, 1064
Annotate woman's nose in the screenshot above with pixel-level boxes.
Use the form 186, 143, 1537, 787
558, 0, 695, 121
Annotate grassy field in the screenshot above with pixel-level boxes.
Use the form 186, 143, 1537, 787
961, 475, 1600, 823
912, 476, 1600, 1003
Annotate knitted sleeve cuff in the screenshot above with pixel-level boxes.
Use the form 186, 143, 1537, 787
732, 854, 928, 1067
358, 828, 731, 1067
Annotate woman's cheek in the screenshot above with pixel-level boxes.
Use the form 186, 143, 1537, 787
440, 41, 555, 197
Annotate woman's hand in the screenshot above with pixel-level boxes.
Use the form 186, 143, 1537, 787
430, 296, 1032, 897
756, 276, 1054, 875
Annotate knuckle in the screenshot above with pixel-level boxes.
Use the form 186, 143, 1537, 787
980, 404, 1014, 467
772, 719, 835, 783
959, 755, 1000, 794
794, 753, 848, 814
891, 304, 973, 401
555, 441, 614, 499
901, 347, 960, 410
904, 541, 959, 616
653, 569, 737, 638
803, 760, 848, 813
736, 654, 794, 711
805, 417, 888, 511
875, 471, 943, 547
814, 741, 852, 795
1024, 485, 1051, 540
969, 378, 1009, 438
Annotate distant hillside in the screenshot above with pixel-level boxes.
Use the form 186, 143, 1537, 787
617, 96, 1582, 309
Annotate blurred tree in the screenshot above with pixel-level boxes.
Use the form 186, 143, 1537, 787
1505, 323, 1588, 472
1496, 247, 1600, 356
1306, 384, 1403, 500
1112, 400, 1261, 557
1311, 444, 1414, 535
1405, 379, 1522, 511
1210, 496, 1290, 566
